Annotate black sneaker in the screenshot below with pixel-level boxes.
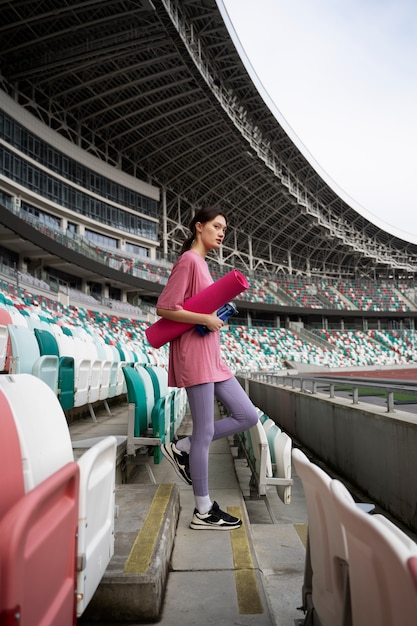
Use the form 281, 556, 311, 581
189, 501, 242, 531
161, 441, 192, 485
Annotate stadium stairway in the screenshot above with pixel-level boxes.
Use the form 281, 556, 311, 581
72, 398, 308, 626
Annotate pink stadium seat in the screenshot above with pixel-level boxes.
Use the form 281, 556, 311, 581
331, 479, 417, 626
0, 463, 79, 626
292, 449, 349, 626
0, 387, 79, 626
0, 373, 117, 619
407, 556, 417, 592
0, 391, 25, 518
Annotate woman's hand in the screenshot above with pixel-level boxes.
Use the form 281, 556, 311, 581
204, 313, 224, 332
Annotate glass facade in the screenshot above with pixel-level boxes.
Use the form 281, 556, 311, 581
0, 110, 159, 243
85, 229, 118, 249
0, 145, 157, 240
0, 189, 13, 210
126, 242, 149, 257
21, 203, 61, 230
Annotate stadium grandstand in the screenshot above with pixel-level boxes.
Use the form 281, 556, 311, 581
1, 2, 417, 625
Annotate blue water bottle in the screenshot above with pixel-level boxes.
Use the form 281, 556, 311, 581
196, 302, 238, 336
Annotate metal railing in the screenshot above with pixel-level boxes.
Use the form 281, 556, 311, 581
241, 371, 417, 414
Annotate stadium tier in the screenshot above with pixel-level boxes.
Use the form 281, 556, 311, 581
334, 280, 411, 312
2, 282, 417, 392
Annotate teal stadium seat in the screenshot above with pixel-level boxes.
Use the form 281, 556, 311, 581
34, 327, 75, 411
122, 365, 149, 436
122, 365, 167, 463
143, 365, 175, 443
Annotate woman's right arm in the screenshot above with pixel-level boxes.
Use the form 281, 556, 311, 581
156, 307, 224, 332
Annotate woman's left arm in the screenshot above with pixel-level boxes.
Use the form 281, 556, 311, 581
156, 307, 223, 332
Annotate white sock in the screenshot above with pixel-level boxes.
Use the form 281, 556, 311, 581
195, 495, 213, 515
176, 436, 191, 454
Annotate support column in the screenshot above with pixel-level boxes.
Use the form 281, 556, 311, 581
248, 234, 253, 273
162, 187, 168, 257
287, 251, 292, 274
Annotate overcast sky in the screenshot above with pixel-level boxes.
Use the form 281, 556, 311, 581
219, 0, 417, 242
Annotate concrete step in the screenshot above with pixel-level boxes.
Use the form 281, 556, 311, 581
79, 483, 180, 623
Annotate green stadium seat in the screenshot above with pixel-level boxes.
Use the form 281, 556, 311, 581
34, 328, 75, 411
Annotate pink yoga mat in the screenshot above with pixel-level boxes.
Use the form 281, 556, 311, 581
145, 269, 248, 348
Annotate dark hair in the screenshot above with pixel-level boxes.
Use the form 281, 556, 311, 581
180, 207, 227, 255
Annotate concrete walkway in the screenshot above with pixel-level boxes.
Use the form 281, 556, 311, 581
72, 399, 307, 626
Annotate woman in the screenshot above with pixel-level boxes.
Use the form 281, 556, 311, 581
157, 207, 258, 530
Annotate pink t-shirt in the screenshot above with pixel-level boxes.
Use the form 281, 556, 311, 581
156, 250, 233, 388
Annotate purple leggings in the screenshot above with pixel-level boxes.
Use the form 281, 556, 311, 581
186, 376, 258, 496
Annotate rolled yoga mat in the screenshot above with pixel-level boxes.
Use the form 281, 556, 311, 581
145, 269, 249, 348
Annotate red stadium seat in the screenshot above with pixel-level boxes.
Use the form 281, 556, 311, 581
0, 388, 79, 626
0, 390, 25, 518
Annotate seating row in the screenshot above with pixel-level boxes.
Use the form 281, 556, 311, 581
238, 409, 293, 503
293, 448, 417, 626
5, 320, 129, 414
4, 279, 417, 379
0, 293, 188, 460
0, 374, 117, 624
0, 299, 166, 415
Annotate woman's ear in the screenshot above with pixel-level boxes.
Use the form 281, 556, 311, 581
195, 221, 203, 234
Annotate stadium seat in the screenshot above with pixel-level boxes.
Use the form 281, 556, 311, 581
8, 323, 59, 394
52, 328, 91, 407
262, 417, 276, 435
292, 449, 349, 626
91, 333, 113, 402
408, 556, 417, 592
108, 344, 127, 396
331, 479, 417, 626
68, 328, 103, 407
0, 373, 74, 490
0, 388, 26, 518
247, 419, 273, 488
272, 431, 292, 504
0, 385, 79, 626
241, 418, 292, 502
123, 365, 166, 457
144, 364, 176, 447
0, 373, 117, 618
266, 423, 281, 461
76, 436, 116, 616
123, 365, 151, 437
34, 327, 75, 410
25, 311, 51, 332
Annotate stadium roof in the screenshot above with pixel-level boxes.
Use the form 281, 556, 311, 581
1, 0, 417, 279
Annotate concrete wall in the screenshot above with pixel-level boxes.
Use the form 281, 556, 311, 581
242, 378, 417, 534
